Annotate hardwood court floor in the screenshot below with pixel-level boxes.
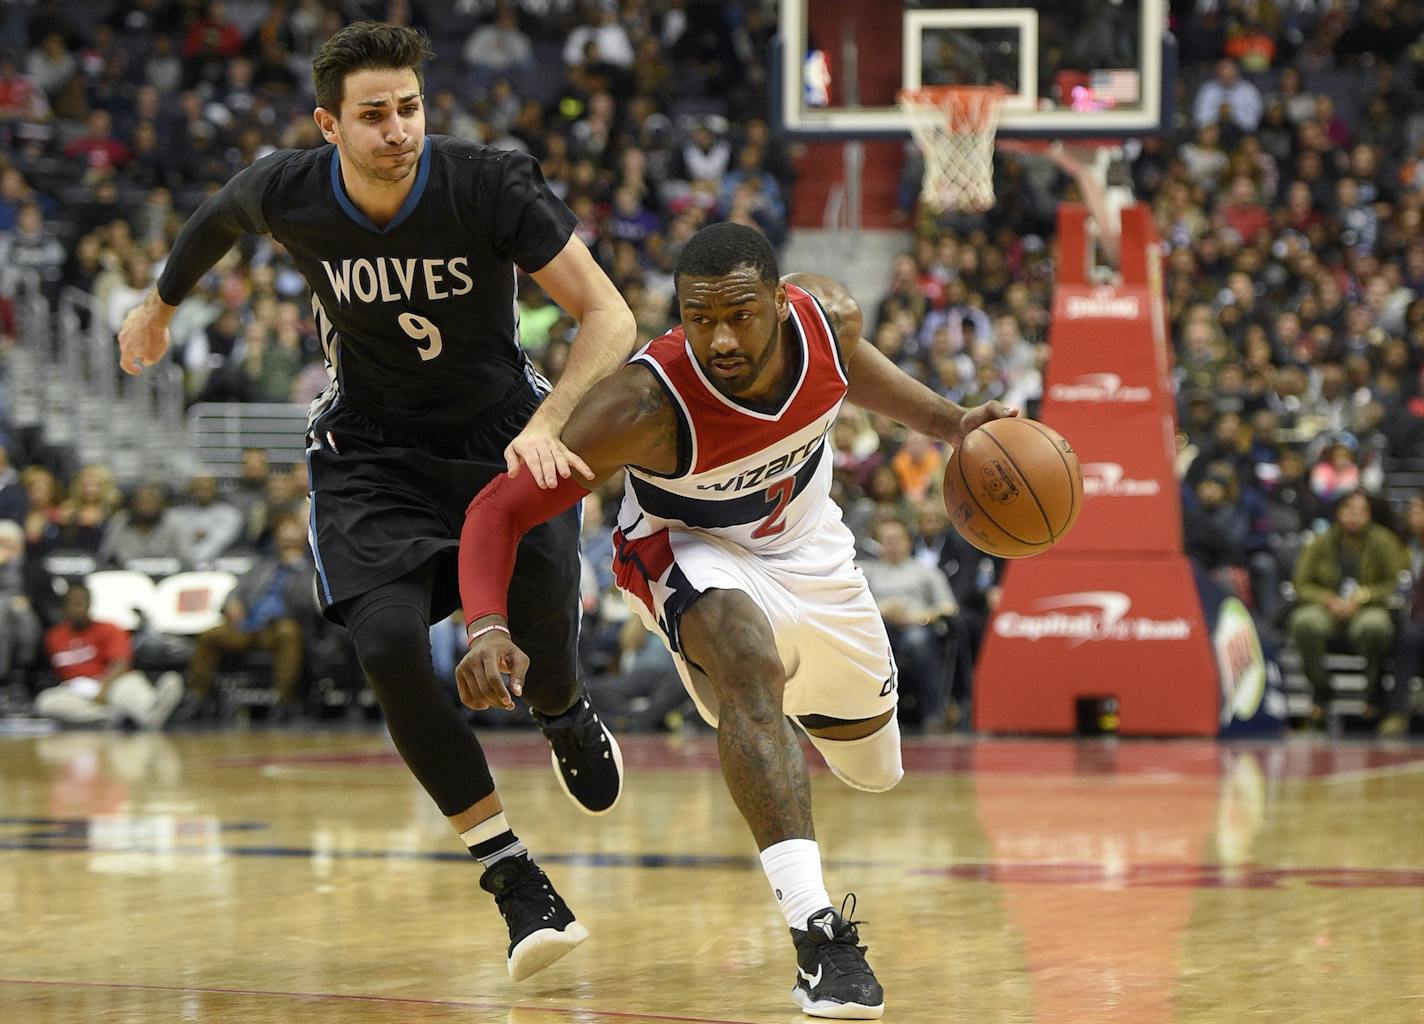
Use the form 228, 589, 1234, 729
3, 727, 1423, 1024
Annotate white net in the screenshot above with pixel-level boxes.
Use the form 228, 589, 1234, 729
898, 86, 1006, 213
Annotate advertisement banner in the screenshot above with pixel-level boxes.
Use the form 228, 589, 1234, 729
1194, 567, 1287, 737
975, 557, 1219, 736
1039, 406, 1182, 556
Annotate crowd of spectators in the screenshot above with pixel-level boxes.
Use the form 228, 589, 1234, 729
1, 1, 1423, 733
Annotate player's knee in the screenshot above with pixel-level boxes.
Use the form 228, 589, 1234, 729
681, 592, 784, 701
810, 717, 904, 793
350, 604, 428, 688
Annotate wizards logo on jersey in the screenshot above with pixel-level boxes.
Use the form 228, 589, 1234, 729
695, 421, 834, 494
320, 256, 476, 306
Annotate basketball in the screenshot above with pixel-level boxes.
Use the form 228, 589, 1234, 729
942, 418, 1083, 558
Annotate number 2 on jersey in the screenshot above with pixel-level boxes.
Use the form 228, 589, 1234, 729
752, 477, 795, 539
399, 312, 443, 361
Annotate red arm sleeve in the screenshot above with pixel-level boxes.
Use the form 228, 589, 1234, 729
458, 471, 592, 633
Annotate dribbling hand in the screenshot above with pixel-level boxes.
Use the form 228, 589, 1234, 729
951, 400, 1019, 449
456, 624, 530, 712
118, 291, 174, 376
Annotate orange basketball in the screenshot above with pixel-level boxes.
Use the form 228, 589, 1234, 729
942, 418, 1083, 558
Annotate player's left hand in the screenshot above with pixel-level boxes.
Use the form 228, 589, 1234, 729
456, 622, 529, 712
950, 401, 1019, 449
504, 421, 594, 489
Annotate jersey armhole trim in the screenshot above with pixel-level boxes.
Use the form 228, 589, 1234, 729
800, 289, 851, 385
627, 357, 694, 480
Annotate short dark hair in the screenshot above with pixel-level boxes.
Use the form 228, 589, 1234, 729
312, 21, 435, 116
674, 222, 779, 291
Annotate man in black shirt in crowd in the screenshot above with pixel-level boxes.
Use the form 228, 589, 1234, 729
118, 22, 635, 981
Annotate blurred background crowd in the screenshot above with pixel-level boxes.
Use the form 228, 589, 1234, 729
0, 0, 1422, 736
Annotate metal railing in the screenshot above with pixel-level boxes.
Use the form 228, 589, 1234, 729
186, 402, 311, 476
4, 279, 188, 482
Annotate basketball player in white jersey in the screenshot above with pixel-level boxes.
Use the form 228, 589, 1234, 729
455, 222, 1014, 1018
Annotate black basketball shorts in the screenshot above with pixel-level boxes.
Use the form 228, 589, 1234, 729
304, 382, 581, 686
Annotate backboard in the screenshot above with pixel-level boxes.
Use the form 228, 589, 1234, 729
776, 0, 1171, 140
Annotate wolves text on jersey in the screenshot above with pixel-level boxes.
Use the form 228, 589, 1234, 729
695, 421, 834, 493
320, 256, 475, 307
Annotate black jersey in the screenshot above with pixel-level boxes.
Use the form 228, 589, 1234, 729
156, 135, 577, 433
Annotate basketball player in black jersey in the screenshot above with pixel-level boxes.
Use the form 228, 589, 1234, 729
118, 23, 632, 981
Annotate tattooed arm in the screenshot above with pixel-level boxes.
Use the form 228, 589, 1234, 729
782, 271, 1016, 449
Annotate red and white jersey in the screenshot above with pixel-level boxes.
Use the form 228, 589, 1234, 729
617, 284, 850, 556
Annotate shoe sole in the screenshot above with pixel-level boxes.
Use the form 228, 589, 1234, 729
792, 986, 885, 1020
507, 920, 590, 982
550, 723, 624, 816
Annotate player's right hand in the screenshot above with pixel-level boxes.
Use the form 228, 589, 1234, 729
118, 291, 174, 376
456, 630, 529, 712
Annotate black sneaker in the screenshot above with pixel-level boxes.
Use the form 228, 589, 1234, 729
790, 896, 885, 1019
479, 855, 589, 981
531, 690, 624, 815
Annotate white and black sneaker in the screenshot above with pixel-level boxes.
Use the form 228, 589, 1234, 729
790, 896, 885, 1019
479, 855, 589, 981
532, 690, 624, 816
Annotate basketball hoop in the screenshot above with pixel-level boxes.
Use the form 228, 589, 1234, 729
898, 85, 1006, 213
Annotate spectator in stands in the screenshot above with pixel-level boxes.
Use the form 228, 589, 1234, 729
21, 466, 64, 552
0, 520, 39, 683
1287, 490, 1405, 726
1379, 492, 1424, 737
562, 3, 633, 69
1217, 175, 1269, 243
62, 108, 131, 172
1184, 463, 1249, 578
889, 432, 945, 506
0, 202, 64, 291
463, 4, 533, 81
242, 467, 304, 553
0, 292, 15, 349
171, 474, 243, 569
59, 464, 121, 554
97, 482, 186, 570
680, 118, 731, 184
239, 318, 301, 402
184, 516, 312, 721
1194, 59, 1262, 132
1179, 123, 1230, 192
0, 50, 51, 132
1310, 439, 1362, 504
228, 447, 271, 517
0, 445, 26, 525
26, 31, 74, 101
843, 463, 911, 550
37, 582, 183, 728
859, 517, 959, 730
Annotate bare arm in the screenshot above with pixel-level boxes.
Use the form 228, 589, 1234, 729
782, 272, 1016, 448
510, 235, 638, 486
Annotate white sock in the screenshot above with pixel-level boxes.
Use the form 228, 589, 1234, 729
760, 838, 832, 931
460, 811, 528, 868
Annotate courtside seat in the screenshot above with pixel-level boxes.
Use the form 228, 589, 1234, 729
147, 571, 240, 636
84, 571, 157, 632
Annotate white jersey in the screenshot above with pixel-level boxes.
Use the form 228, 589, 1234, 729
609, 284, 898, 732
615, 283, 849, 559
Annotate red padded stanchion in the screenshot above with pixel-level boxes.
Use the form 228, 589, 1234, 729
974, 205, 1219, 736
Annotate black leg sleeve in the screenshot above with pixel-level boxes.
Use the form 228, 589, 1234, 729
341, 566, 496, 817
